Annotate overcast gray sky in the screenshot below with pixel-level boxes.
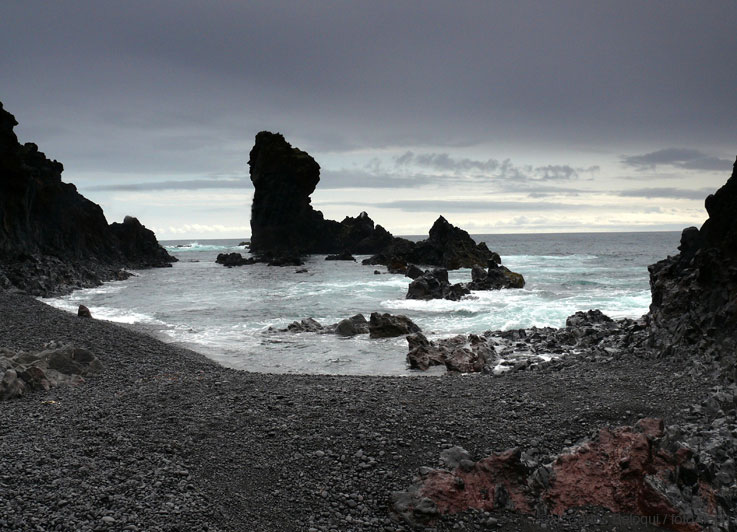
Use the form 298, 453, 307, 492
2, 1, 736, 238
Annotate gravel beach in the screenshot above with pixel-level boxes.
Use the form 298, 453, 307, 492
0, 290, 714, 531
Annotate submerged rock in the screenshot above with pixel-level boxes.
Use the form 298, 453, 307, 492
334, 314, 369, 336
325, 251, 356, 261
215, 252, 254, 267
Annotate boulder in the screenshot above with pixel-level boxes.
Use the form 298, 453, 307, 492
406, 333, 495, 373
215, 252, 254, 267
406, 269, 469, 301
77, 305, 92, 318
0, 345, 102, 400
467, 261, 525, 290
286, 318, 324, 333
334, 314, 369, 336
405, 264, 424, 280
565, 309, 614, 328
368, 312, 421, 338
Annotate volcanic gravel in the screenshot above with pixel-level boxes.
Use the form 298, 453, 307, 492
0, 290, 712, 531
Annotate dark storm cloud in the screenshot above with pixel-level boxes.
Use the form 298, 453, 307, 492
621, 149, 733, 172
617, 187, 715, 200
2, 0, 736, 175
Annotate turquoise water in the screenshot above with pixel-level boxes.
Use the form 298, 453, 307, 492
43, 232, 680, 375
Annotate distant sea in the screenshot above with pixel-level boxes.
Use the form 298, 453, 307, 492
43, 232, 680, 376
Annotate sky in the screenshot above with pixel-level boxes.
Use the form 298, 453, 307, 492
1, 1, 736, 239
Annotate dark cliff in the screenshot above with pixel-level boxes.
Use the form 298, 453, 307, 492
0, 101, 176, 296
647, 157, 737, 382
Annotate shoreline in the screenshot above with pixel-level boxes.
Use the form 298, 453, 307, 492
0, 289, 721, 531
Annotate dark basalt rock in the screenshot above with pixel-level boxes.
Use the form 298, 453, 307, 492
325, 251, 356, 262
646, 157, 737, 382
565, 309, 614, 328
406, 268, 470, 301
364, 216, 502, 270
247, 132, 407, 259
215, 252, 255, 267
368, 312, 421, 338
334, 314, 369, 336
467, 261, 526, 290
406, 332, 495, 373
0, 101, 175, 296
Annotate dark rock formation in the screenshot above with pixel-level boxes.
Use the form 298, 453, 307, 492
108, 216, 175, 268
334, 314, 369, 336
406, 262, 524, 301
286, 318, 325, 333
466, 261, 525, 290
368, 312, 421, 338
406, 268, 470, 301
393, 417, 733, 530
647, 157, 737, 382
0, 101, 175, 296
215, 252, 255, 267
363, 216, 502, 270
565, 309, 614, 328
406, 333, 495, 373
247, 132, 406, 260
405, 264, 424, 280
77, 305, 92, 318
0, 343, 102, 400
325, 251, 356, 262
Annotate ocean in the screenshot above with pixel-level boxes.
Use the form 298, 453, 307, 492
43, 232, 681, 376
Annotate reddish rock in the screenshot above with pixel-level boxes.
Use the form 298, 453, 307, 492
394, 418, 723, 531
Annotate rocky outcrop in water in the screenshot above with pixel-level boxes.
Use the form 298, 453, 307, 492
0, 101, 175, 296
362, 216, 503, 271
406, 268, 471, 301
647, 157, 737, 382
247, 132, 407, 261
406, 262, 525, 301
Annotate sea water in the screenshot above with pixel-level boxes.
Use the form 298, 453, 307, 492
43, 232, 680, 375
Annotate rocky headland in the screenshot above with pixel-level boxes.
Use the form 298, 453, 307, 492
0, 101, 176, 296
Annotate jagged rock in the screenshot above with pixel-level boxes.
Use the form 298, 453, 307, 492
405, 264, 424, 280
565, 309, 614, 328
215, 252, 254, 267
77, 305, 92, 318
467, 261, 526, 290
0, 345, 102, 400
394, 418, 732, 530
334, 314, 369, 336
286, 318, 324, 333
247, 133, 406, 258
406, 268, 470, 301
109, 216, 176, 268
267, 255, 304, 267
365, 216, 502, 270
368, 312, 421, 338
647, 157, 737, 382
406, 333, 495, 373
325, 251, 356, 261
0, 101, 175, 296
